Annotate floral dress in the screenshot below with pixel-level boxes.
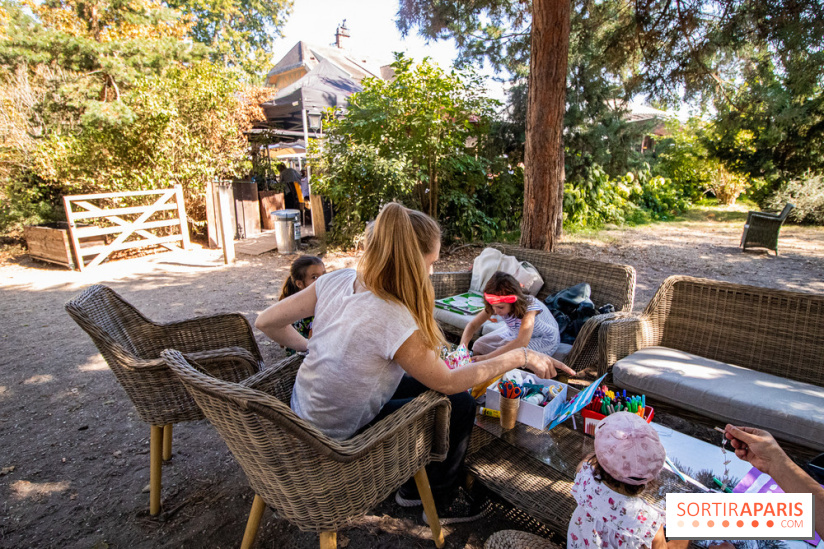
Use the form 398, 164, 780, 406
568, 463, 665, 549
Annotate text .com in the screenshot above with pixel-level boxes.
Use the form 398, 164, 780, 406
666, 493, 814, 540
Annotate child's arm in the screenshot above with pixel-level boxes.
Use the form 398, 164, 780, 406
460, 310, 492, 348
477, 310, 537, 360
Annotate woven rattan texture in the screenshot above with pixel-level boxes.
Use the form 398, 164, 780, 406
65, 284, 263, 425
163, 350, 452, 533
600, 275, 824, 386
484, 529, 560, 549
741, 204, 794, 254
467, 438, 577, 534
467, 420, 691, 538
431, 246, 637, 373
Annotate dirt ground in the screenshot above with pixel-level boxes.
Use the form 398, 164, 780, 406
1, 204, 823, 549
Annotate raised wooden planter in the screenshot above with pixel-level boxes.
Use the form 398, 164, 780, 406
24, 222, 106, 270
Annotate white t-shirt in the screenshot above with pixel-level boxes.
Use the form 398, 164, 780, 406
290, 269, 419, 439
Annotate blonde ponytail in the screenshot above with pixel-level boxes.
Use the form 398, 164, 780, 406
358, 203, 445, 351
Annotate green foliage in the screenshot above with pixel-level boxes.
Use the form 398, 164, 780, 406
707, 53, 824, 195
0, 0, 268, 233
563, 164, 693, 229
766, 172, 824, 224
311, 54, 505, 246
167, 0, 293, 78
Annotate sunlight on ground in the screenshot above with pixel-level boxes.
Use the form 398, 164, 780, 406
23, 374, 54, 384
77, 356, 108, 372
0, 247, 229, 292
0, 386, 7, 399
10, 480, 71, 499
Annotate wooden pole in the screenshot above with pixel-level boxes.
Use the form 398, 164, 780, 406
217, 184, 235, 264
149, 425, 163, 515
415, 468, 445, 548
240, 494, 266, 549
173, 185, 191, 250
162, 424, 172, 461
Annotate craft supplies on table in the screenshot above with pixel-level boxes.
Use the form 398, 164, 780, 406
484, 369, 567, 429
443, 344, 472, 370
579, 384, 653, 435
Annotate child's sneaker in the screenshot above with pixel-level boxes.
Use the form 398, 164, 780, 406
421, 488, 490, 525
394, 484, 422, 507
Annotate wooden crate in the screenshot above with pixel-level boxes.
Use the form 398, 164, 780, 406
24, 222, 106, 270
259, 191, 285, 230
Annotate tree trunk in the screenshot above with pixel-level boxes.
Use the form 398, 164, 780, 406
521, 0, 571, 251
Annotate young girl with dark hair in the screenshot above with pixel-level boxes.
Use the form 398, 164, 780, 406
279, 255, 325, 355
460, 271, 560, 359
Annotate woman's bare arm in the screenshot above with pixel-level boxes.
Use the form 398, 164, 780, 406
254, 286, 318, 353
394, 330, 574, 395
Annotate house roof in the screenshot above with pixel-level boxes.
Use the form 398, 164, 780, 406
260, 59, 363, 131
265, 41, 390, 85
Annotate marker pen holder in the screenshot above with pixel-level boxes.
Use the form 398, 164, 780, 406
582, 406, 654, 436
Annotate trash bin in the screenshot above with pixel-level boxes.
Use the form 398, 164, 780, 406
271, 209, 301, 254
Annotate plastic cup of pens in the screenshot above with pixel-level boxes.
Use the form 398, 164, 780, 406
581, 386, 654, 435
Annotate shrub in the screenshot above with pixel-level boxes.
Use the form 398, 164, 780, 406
766, 172, 824, 224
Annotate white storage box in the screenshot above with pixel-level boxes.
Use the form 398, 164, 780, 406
485, 369, 568, 429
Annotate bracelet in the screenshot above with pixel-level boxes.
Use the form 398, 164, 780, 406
522, 347, 529, 368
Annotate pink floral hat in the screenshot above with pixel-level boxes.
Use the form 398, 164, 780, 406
594, 411, 665, 485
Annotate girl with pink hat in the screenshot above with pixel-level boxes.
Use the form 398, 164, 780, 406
568, 412, 688, 549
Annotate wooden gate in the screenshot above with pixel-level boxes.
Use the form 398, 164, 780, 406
63, 186, 190, 271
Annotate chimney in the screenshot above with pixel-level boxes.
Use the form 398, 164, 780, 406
335, 20, 350, 49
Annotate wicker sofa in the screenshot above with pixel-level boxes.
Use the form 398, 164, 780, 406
600, 275, 824, 451
431, 245, 637, 372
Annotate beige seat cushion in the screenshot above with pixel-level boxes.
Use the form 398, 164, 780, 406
434, 307, 572, 363
613, 347, 824, 451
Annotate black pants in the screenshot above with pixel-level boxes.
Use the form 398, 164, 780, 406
367, 375, 476, 496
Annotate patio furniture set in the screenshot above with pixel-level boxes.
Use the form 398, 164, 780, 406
65, 214, 821, 548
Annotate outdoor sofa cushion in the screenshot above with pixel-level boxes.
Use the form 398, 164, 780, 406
433, 307, 573, 363
613, 346, 824, 451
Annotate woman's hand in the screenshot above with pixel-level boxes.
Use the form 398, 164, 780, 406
523, 348, 576, 379
724, 425, 791, 476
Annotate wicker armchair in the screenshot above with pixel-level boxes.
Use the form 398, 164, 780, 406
431, 245, 636, 372
740, 203, 794, 255
162, 350, 452, 549
65, 284, 263, 515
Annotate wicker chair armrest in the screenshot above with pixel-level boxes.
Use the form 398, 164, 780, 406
248, 387, 450, 463
164, 349, 451, 464
431, 271, 473, 299
161, 313, 262, 359
187, 347, 263, 379
597, 315, 659, 376
240, 353, 303, 397
563, 311, 635, 372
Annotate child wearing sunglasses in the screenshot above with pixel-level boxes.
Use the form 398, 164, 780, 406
460, 271, 560, 359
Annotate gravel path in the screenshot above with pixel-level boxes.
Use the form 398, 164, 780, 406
1, 205, 822, 548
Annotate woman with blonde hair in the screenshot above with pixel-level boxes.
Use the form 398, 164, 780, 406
256, 202, 573, 521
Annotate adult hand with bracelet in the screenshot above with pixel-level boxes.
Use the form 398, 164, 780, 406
521, 347, 575, 379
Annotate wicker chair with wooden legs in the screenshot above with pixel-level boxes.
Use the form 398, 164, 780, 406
162, 350, 451, 549
740, 202, 794, 255
65, 284, 264, 516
